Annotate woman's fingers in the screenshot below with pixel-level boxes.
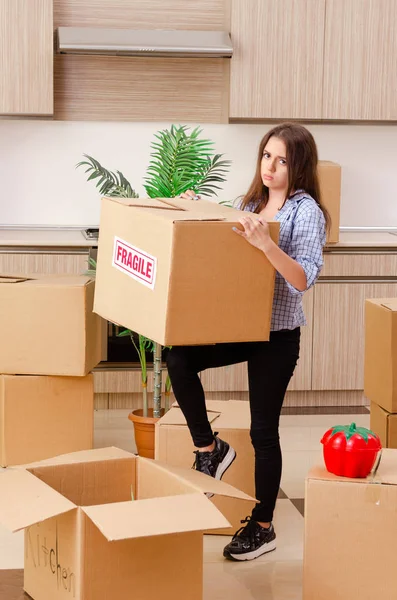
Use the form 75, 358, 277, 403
179, 190, 200, 201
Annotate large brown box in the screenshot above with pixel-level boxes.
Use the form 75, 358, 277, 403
0, 275, 102, 376
93, 196, 279, 346
0, 374, 94, 467
0, 447, 254, 600
304, 449, 397, 599
318, 160, 341, 244
370, 401, 397, 449
364, 298, 397, 412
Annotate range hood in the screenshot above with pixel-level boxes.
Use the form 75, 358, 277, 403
56, 27, 233, 58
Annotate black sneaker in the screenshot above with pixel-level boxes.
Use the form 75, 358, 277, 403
223, 517, 276, 561
193, 433, 236, 496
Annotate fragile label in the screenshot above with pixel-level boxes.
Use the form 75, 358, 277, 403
112, 236, 157, 290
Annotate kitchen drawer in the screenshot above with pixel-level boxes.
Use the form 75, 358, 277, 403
322, 252, 397, 278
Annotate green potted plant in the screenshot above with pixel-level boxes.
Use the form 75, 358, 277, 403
79, 124, 231, 456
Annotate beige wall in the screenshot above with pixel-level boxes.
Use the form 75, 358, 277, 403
0, 120, 396, 227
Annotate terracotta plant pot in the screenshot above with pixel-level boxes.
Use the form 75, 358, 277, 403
128, 408, 165, 459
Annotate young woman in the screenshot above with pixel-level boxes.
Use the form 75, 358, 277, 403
167, 122, 329, 561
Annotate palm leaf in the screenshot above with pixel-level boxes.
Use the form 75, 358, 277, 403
76, 154, 139, 198
143, 125, 231, 199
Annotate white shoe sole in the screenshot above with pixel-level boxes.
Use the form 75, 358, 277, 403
226, 539, 277, 561
205, 445, 236, 499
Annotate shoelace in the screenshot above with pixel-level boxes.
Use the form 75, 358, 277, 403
192, 449, 215, 471
232, 516, 260, 546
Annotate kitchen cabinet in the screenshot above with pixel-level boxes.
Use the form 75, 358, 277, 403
230, 0, 397, 121
229, 0, 326, 119
312, 281, 397, 390
201, 289, 314, 393
0, 251, 89, 275
323, 0, 397, 120
53, 0, 230, 122
0, 0, 53, 115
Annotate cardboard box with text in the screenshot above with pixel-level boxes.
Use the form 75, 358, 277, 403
0, 447, 255, 600
94, 197, 279, 346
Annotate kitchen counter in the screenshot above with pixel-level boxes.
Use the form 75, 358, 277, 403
0, 227, 396, 250
0, 227, 96, 248
326, 230, 397, 250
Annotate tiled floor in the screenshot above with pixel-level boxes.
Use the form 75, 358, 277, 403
0, 406, 369, 600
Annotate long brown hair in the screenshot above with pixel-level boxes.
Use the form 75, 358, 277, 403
240, 122, 330, 229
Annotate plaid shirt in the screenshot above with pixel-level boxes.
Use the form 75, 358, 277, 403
244, 191, 326, 331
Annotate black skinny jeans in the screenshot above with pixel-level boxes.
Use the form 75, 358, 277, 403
166, 328, 301, 524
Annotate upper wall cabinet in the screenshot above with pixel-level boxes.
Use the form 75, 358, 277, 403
0, 0, 53, 116
53, 0, 230, 123
229, 0, 326, 120
323, 0, 397, 120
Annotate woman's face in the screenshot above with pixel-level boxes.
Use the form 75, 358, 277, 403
261, 136, 288, 193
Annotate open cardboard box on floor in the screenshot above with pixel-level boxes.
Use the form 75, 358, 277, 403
0, 447, 255, 600
364, 298, 397, 412
93, 196, 279, 346
303, 449, 397, 599
0, 275, 102, 376
155, 399, 256, 535
0, 374, 94, 467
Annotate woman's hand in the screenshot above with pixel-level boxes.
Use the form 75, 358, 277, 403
179, 190, 201, 201
233, 214, 274, 253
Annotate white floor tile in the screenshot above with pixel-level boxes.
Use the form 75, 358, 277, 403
0, 524, 24, 569
204, 500, 303, 565
204, 560, 303, 600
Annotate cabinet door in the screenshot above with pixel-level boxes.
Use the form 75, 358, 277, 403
288, 288, 314, 391
201, 288, 314, 393
0, 0, 53, 115
0, 252, 89, 275
323, 0, 397, 120
229, 0, 325, 119
312, 282, 397, 390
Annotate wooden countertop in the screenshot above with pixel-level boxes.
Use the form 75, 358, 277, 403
0, 227, 396, 250
0, 227, 96, 248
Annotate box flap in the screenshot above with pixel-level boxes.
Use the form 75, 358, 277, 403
307, 448, 397, 486
141, 458, 257, 502
380, 300, 397, 312
82, 493, 230, 541
158, 406, 221, 426
105, 196, 234, 222
106, 197, 182, 211
162, 401, 250, 429
0, 469, 76, 532
0, 276, 31, 284
21, 446, 135, 469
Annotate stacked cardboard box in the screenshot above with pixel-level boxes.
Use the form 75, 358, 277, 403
303, 448, 397, 599
364, 298, 397, 448
318, 160, 342, 244
0, 274, 103, 466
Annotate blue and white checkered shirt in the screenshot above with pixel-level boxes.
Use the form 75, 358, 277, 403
244, 191, 326, 331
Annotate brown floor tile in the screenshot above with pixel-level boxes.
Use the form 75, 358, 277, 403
0, 570, 30, 600
290, 498, 305, 517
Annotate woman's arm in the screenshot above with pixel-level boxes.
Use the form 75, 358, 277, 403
234, 209, 325, 293
260, 239, 307, 291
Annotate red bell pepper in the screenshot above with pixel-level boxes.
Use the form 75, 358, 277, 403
321, 422, 382, 478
